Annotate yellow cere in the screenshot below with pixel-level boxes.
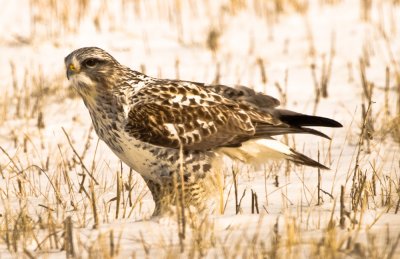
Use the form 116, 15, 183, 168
69, 64, 75, 71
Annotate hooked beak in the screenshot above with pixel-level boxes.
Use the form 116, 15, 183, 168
66, 63, 77, 80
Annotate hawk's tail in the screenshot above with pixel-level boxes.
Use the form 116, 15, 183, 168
218, 138, 329, 169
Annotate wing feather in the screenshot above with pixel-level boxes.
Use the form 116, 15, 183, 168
124, 80, 341, 151
124, 82, 256, 150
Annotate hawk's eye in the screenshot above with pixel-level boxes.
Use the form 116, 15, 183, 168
83, 58, 100, 68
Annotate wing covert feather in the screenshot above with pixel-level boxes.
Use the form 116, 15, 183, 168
124, 82, 257, 150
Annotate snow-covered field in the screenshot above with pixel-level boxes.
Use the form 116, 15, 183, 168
0, 0, 399, 258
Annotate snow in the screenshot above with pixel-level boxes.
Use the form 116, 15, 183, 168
0, 0, 399, 258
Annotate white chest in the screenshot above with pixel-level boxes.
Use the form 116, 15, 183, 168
87, 109, 163, 179
112, 133, 158, 176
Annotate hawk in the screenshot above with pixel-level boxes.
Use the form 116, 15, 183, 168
65, 47, 342, 215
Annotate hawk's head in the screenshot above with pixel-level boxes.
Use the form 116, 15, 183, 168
65, 47, 122, 96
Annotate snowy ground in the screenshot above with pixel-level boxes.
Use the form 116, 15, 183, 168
0, 0, 399, 258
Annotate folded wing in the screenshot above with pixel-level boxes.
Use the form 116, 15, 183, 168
124, 81, 342, 168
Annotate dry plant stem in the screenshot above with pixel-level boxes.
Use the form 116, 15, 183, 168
2, 199, 11, 251
127, 169, 134, 207
174, 0, 184, 44
109, 231, 114, 257
353, 173, 367, 217
380, 25, 400, 86
64, 216, 75, 258
350, 101, 372, 209
251, 189, 259, 214
321, 31, 336, 98
116, 167, 122, 219
175, 58, 180, 79
304, 16, 315, 57
23, 248, 35, 259
223, 181, 233, 214
89, 138, 100, 178
384, 66, 390, 119
257, 58, 267, 85
32, 165, 63, 204
387, 233, 400, 259
361, 104, 371, 153
78, 174, 87, 194
62, 127, 99, 185
80, 125, 93, 162
359, 58, 374, 149
274, 71, 288, 106
340, 185, 345, 229
317, 151, 321, 206
310, 63, 320, 115
232, 167, 240, 214
207, 28, 220, 60
126, 186, 148, 218
90, 180, 99, 229
360, 58, 373, 102
360, 0, 372, 21
311, 32, 335, 114
397, 78, 400, 117
0, 146, 22, 173
396, 179, 400, 214
213, 62, 221, 84
238, 189, 247, 213
177, 143, 186, 251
